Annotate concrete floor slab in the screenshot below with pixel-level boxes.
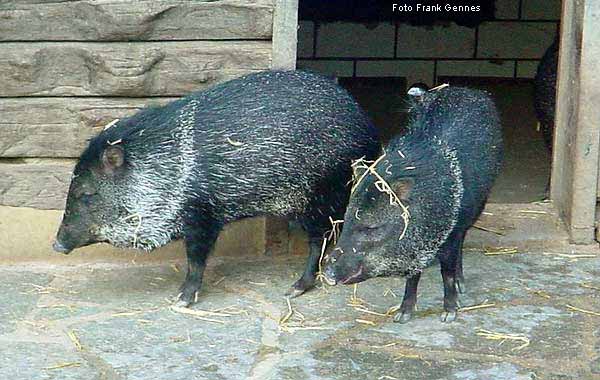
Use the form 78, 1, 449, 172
3, 243, 600, 379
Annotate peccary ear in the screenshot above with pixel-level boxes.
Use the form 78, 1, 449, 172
101, 145, 125, 174
391, 178, 414, 201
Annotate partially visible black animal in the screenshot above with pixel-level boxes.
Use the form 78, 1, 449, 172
323, 86, 503, 323
534, 36, 559, 153
53, 70, 380, 307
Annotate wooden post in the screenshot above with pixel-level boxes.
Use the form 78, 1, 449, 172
271, 0, 299, 70
551, 0, 600, 244
260, 0, 299, 256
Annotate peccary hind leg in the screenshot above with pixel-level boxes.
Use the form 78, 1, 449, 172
286, 238, 322, 298
439, 233, 465, 322
393, 272, 422, 324
455, 234, 466, 294
175, 223, 222, 308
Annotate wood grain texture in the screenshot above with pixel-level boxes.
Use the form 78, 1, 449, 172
271, 0, 298, 70
0, 161, 75, 209
0, 0, 273, 41
0, 41, 272, 96
0, 97, 177, 158
551, 0, 599, 243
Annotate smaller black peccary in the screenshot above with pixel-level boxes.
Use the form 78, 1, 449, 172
323, 86, 503, 323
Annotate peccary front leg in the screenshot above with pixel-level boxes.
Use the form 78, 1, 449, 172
286, 238, 322, 298
175, 223, 222, 308
393, 272, 422, 324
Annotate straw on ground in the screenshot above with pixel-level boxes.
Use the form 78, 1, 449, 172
483, 247, 519, 256
566, 304, 600, 317
475, 328, 530, 351
43, 362, 82, 370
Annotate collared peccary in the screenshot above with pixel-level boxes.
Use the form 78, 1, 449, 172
323, 86, 503, 323
53, 70, 380, 306
534, 36, 558, 153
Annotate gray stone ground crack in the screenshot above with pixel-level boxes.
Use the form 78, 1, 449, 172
78, 350, 127, 380
228, 287, 285, 379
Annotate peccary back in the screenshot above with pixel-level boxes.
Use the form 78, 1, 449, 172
409, 87, 503, 230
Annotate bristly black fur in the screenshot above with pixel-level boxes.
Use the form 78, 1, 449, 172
325, 86, 503, 323
56, 70, 381, 306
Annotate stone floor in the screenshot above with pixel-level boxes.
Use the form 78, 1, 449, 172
3, 236, 600, 380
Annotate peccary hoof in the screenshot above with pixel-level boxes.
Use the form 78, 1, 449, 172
285, 287, 306, 299
174, 287, 200, 308
393, 311, 414, 324
174, 298, 192, 308
285, 277, 315, 298
440, 310, 457, 323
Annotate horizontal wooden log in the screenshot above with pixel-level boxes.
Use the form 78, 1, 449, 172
0, 41, 272, 96
0, 160, 75, 209
0, 97, 177, 158
0, 0, 273, 41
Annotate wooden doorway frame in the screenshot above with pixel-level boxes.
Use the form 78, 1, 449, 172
551, 0, 600, 244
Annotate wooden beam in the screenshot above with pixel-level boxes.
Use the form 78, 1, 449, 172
271, 0, 298, 70
0, 97, 176, 158
0, 0, 273, 41
0, 160, 75, 210
551, 0, 600, 244
0, 41, 271, 97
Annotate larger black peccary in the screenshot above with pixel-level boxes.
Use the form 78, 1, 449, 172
53, 70, 381, 306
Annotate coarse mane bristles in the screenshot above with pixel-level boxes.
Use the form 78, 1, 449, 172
97, 101, 199, 251
350, 150, 411, 240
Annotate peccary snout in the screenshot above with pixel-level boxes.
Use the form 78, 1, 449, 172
323, 247, 367, 286
53, 220, 98, 254
53, 223, 77, 254
52, 239, 71, 254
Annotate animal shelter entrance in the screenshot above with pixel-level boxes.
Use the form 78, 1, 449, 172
436, 78, 551, 204
340, 77, 552, 204
296, 0, 600, 245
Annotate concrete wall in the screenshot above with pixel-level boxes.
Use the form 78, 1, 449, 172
298, 0, 561, 84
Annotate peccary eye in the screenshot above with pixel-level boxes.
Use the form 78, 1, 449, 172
358, 223, 381, 232
80, 193, 94, 206
73, 185, 96, 199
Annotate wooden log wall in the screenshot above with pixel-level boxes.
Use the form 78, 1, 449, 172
0, 0, 274, 210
